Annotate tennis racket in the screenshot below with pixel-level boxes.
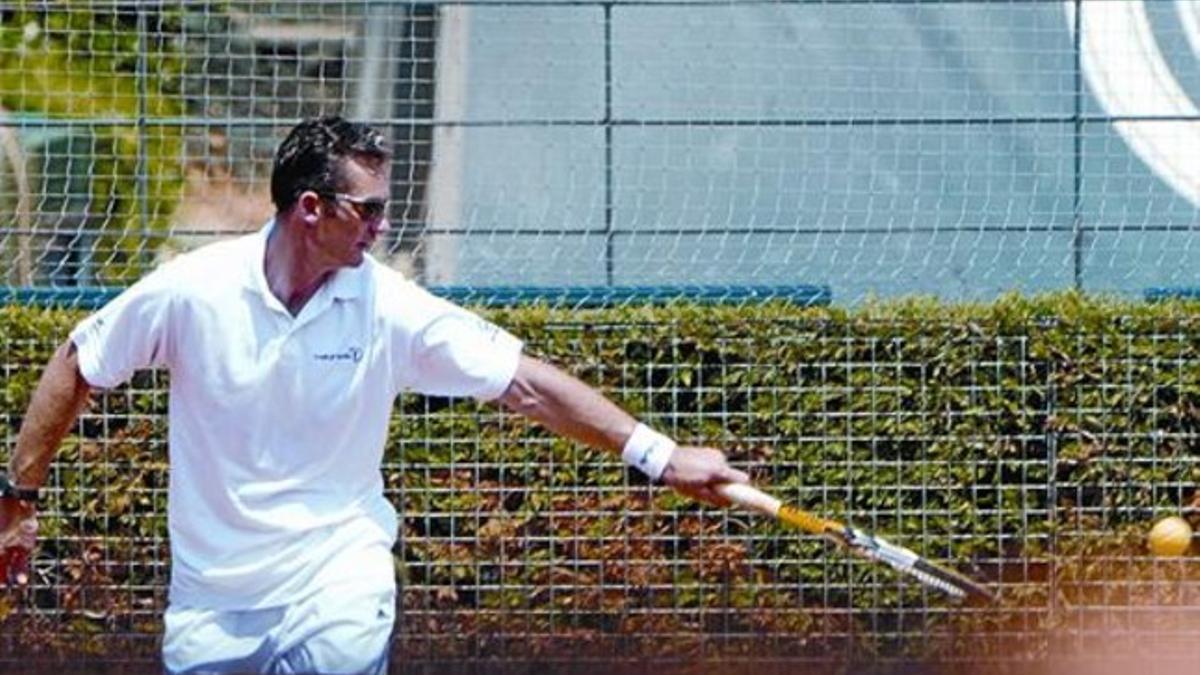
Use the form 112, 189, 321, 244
716, 483, 994, 602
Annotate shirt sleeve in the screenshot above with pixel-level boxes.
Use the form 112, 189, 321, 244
69, 268, 176, 389
406, 307, 524, 402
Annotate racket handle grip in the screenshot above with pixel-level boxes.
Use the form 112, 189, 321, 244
715, 483, 781, 517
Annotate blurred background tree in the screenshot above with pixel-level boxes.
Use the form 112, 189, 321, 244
0, 3, 186, 286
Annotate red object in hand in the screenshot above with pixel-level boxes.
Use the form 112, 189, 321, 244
0, 499, 37, 586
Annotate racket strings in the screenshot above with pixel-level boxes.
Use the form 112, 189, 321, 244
846, 527, 976, 600
897, 565, 968, 599
851, 543, 968, 598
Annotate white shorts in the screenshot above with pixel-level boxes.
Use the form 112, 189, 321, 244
162, 576, 395, 674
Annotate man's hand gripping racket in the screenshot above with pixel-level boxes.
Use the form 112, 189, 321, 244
715, 483, 995, 602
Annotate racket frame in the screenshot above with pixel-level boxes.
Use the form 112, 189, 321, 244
716, 483, 994, 602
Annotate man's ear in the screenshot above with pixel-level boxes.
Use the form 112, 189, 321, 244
295, 191, 324, 226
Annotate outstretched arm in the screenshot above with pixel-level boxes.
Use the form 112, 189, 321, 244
10, 340, 92, 486
2, 340, 92, 584
496, 354, 749, 505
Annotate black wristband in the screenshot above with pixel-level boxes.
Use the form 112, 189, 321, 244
0, 470, 39, 504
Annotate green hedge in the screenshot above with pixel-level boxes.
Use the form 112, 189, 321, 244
2, 293, 1200, 661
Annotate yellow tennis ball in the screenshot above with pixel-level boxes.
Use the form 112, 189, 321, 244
1148, 516, 1193, 557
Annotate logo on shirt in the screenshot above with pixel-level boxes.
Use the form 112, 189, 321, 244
313, 347, 363, 363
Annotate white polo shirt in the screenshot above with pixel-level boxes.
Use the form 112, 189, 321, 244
69, 223, 523, 610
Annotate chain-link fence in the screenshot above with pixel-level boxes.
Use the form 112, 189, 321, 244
4, 1, 1200, 671
3, 1, 1199, 304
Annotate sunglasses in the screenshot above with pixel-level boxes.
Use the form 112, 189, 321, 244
326, 192, 389, 223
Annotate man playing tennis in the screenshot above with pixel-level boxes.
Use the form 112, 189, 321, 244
0, 116, 749, 673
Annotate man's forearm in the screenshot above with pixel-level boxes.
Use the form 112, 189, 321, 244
497, 355, 637, 453
497, 355, 748, 500
10, 340, 91, 487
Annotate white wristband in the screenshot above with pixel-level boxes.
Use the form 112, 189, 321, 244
622, 423, 676, 482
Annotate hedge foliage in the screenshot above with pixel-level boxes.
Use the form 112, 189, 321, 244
2, 293, 1200, 662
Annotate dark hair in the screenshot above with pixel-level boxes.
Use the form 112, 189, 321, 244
270, 116, 391, 212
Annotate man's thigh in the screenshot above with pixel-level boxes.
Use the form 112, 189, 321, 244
162, 604, 287, 674
162, 582, 394, 675
163, 540, 396, 674
275, 580, 395, 674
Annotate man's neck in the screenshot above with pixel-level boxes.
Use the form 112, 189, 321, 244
263, 219, 336, 316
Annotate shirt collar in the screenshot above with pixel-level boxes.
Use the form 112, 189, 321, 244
325, 260, 367, 301
244, 219, 368, 305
